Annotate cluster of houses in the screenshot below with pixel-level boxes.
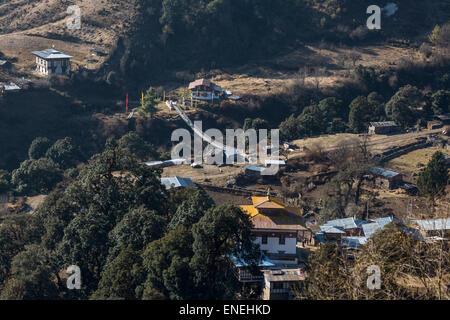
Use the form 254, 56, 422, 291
316, 216, 449, 252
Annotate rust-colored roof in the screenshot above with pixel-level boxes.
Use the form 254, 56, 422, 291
250, 213, 307, 231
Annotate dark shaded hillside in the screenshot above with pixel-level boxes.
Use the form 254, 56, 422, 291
0, 90, 96, 170
111, 0, 450, 87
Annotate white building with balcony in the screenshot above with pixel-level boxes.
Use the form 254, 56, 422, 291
189, 78, 223, 101
32, 49, 72, 75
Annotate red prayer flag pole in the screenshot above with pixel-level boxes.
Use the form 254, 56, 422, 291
126, 93, 129, 112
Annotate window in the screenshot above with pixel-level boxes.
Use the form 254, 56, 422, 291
278, 250, 285, 254
262, 234, 268, 244
279, 234, 286, 245
273, 282, 284, 290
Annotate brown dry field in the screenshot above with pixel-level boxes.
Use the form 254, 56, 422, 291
289, 128, 444, 158
212, 44, 425, 96
0, 0, 136, 72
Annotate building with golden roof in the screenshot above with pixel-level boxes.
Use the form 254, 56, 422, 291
240, 196, 309, 265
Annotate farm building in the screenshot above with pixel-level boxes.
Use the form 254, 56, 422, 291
32, 49, 72, 75
411, 218, 450, 241
204, 148, 246, 165
370, 167, 403, 190
159, 177, 195, 190
264, 159, 286, 167
240, 196, 309, 265
245, 165, 269, 177
263, 268, 305, 300
317, 217, 368, 242
362, 217, 399, 238
368, 121, 400, 135
427, 120, 443, 130
189, 78, 223, 101
0, 82, 20, 93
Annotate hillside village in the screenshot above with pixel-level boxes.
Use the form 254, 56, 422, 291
0, 0, 449, 302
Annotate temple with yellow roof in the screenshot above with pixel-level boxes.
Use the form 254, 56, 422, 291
240, 196, 310, 265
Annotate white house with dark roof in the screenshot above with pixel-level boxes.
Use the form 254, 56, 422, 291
189, 78, 223, 101
32, 49, 72, 75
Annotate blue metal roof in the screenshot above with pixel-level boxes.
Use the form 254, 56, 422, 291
245, 165, 266, 172
341, 236, 367, 249
411, 218, 450, 231
370, 167, 400, 178
32, 49, 73, 59
320, 225, 345, 234
322, 217, 368, 230
160, 177, 195, 189
230, 254, 275, 268
363, 217, 399, 238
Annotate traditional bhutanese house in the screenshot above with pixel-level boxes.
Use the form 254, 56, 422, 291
427, 120, 443, 130
368, 121, 400, 135
316, 225, 346, 243
189, 78, 223, 101
240, 196, 308, 265
263, 268, 305, 300
159, 177, 195, 190
410, 218, 450, 242
32, 49, 72, 75
370, 167, 403, 190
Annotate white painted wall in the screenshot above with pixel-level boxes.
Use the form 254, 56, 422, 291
254, 236, 297, 254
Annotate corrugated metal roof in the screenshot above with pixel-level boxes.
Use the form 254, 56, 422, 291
160, 177, 195, 189
32, 49, 73, 59
144, 161, 164, 167
369, 121, 398, 127
231, 254, 275, 268
362, 223, 381, 238
245, 165, 267, 172
363, 217, 398, 238
264, 159, 286, 166
341, 236, 367, 249
370, 167, 400, 178
411, 218, 450, 231
320, 225, 345, 234
373, 217, 398, 228
2, 84, 20, 91
322, 217, 367, 230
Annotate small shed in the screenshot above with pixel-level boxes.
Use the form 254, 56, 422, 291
245, 165, 268, 177
368, 121, 400, 135
370, 167, 403, 190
